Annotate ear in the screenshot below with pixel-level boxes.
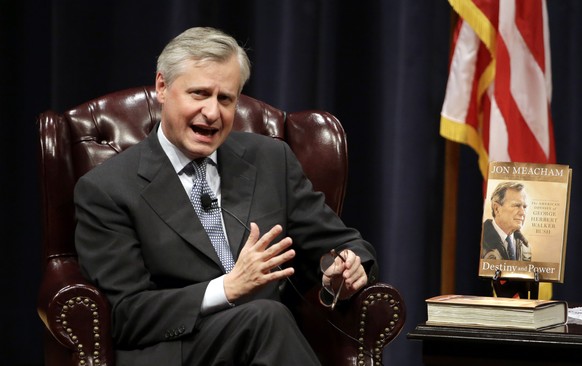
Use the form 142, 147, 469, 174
492, 202, 500, 216
155, 72, 167, 104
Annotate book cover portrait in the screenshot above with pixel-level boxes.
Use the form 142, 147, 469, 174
479, 162, 572, 282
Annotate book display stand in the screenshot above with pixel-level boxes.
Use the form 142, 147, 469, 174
492, 268, 540, 299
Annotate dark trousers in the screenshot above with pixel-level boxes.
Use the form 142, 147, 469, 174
182, 299, 321, 366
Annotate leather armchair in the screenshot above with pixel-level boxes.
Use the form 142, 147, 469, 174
37, 86, 405, 366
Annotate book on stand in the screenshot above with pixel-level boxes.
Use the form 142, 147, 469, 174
426, 294, 568, 330
479, 161, 572, 282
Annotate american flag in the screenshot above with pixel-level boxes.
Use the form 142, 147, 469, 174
440, 0, 555, 177
440, 0, 555, 299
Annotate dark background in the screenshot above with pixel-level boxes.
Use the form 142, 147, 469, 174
1, 1, 580, 365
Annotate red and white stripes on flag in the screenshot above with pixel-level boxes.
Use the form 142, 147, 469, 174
440, 0, 556, 178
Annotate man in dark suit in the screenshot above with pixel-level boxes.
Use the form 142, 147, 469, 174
74, 27, 377, 366
481, 181, 531, 261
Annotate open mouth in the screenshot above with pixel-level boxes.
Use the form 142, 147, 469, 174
191, 125, 218, 136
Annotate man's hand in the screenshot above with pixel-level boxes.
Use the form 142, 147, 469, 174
321, 249, 368, 301
223, 223, 295, 302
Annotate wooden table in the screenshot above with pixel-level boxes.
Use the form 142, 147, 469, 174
408, 321, 582, 366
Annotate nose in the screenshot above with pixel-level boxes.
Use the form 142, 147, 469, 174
201, 97, 220, 121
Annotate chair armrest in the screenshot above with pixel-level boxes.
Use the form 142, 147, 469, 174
351, 282, 406, 362
298, 282, 406, 366
37, 256, 115, 366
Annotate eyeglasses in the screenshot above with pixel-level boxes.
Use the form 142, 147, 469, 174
319, 249, 347, 310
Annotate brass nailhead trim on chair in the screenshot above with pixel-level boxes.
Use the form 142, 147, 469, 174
357, 293, 402, 365
56, 297, 103, 366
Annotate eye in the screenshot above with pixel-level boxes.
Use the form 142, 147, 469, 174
189, 89, 209, 98
218, 94, 236, 106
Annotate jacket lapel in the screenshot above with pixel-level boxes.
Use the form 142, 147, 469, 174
138, 129, 223, 268
217, 136, 257, 259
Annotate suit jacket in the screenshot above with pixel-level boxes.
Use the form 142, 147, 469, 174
481, 219, 531, 261
74, 126, 378, 361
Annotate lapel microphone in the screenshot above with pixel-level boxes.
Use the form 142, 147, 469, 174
200, 193, 251, 232
200, 193, 217, 211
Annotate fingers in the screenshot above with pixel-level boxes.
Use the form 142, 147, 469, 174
263, 265, 295, 282
265, 246, 295, 271
335, 249, 358, 276
226, 223, 295, 301
338, 250, 366, 291
345, 268, 368, 292
250, 223, 283, 250
247, 222, 260, 244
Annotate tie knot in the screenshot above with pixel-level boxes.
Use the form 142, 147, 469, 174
191, 158, 208, 180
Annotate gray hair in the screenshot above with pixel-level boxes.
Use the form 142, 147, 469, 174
156, 27, 251, 93
490, 181, 525, 217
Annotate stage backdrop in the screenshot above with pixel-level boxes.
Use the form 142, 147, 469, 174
1, 1, 580, 365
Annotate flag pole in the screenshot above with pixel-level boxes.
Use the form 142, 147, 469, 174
440, 9, 460, 295
441, 140, 459, 294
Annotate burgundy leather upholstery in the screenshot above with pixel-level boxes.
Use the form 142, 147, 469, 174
37, 86, 405, 366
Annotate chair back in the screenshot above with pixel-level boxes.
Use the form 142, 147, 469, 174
37, 86, 348, 262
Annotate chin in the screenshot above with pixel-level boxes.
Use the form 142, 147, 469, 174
183, 143, 214, 158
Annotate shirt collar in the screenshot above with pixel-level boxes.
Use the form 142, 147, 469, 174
157, 124, 218, 174
492, 219, 513, 242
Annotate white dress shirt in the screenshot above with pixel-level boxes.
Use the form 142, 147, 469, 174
157, 126, 233, 315
491, 219, 513, 253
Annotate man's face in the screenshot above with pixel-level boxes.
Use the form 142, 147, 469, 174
156, 56, 241, 160
493, 189, 527, 235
